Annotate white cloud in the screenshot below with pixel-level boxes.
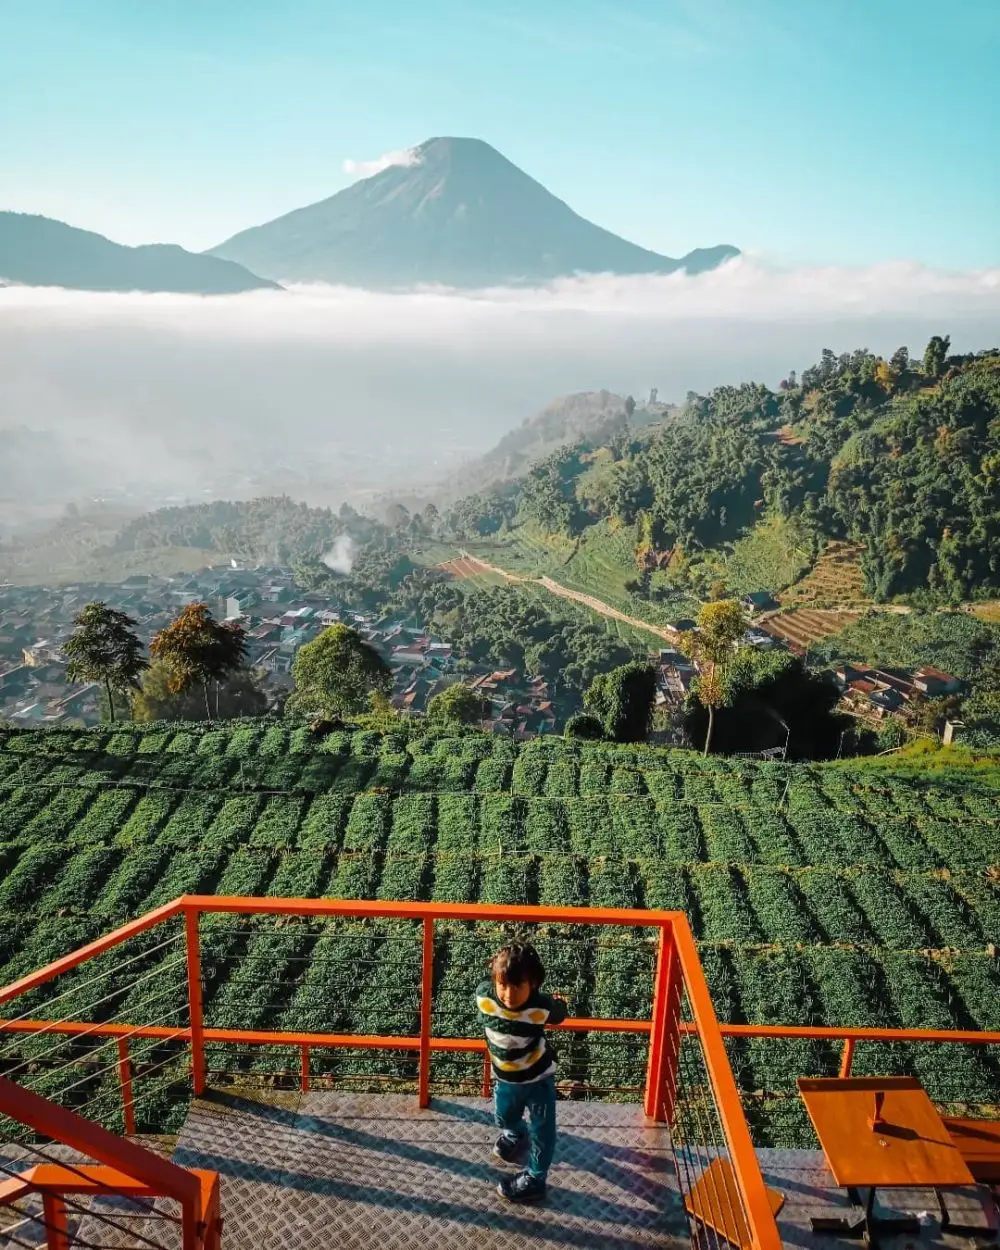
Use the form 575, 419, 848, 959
0, 258, 997, 524
342, 147, 421, 180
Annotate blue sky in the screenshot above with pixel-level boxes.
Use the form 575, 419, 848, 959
2, 0, 997, 267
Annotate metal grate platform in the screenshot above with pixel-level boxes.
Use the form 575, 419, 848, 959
170, 1088, 689, 1249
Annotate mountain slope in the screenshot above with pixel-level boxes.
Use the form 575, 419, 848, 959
444, 389, 677, 499
209, 136, 739, 287
0, 212, 280, 294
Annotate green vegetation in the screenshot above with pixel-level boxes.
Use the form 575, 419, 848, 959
716, 513, 818, 600
813, 611, 997, 681
583, 662, 657, 742
388, 578, 637, 714
680, 600, 749, 755
64, 602, 148, 722
444, 340, 1000, 606
286, 625, 393, 720
426, 683, 491, 726
1, 720, 999, 1148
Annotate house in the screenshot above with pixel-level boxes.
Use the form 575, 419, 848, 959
913, 667, 963, 696
657, 648, 686, 665
742, 591, 776, 614
223, 590, 258, 620
833, 665, 867, 691
389, 644, 428, 667
744, 628, 776, 649
869, 687, 905, 715
23, 641, 62, 667
665, 619, 698, 636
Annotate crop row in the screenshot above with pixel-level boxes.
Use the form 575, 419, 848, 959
1, 727, 994, 824
2, 847, 997, 979
2, 771, 999, 880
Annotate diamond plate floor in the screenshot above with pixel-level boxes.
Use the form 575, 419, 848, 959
170, 1088, 689, 1249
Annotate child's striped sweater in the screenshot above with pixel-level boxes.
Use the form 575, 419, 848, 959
475, 981, 568, 1084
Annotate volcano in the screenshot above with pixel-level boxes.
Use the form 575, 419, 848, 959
209, 137, 738, 288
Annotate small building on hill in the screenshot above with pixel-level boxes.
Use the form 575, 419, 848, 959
741, 591, 776, 615
914, 666, 963, 696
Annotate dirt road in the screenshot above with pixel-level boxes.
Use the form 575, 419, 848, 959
456, 551, 677, 643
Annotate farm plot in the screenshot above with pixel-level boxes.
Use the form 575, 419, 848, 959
761, 608, 862, 653
0, 722, 998, 1145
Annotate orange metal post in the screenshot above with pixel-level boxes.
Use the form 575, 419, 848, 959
42, 1193, 70, 1250
643, 923, 683, 1121
116, 1037, 136, 1136
184, 907, 206, 1097
644, 924, 670, 1120
300, 1044, 310, 1092
671, 916, 782, 1250
645, 922, 684, 1122
482, 1050, 492, 1099
839, 1037, 856, 1078
418, 918, 434, 1108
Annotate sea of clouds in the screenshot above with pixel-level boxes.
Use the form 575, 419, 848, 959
1, 257, 998, 519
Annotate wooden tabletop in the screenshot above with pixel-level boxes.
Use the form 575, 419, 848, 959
797, 1077, 975, 1189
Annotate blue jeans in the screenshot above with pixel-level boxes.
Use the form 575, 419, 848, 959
494, 1075, 557, 1181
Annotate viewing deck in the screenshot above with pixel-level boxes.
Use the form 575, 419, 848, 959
173, 1088, 683, 1250
1, 896, 999, 1250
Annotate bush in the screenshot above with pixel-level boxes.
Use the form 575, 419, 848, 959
564, 713, 605, 740
876, 717, 909, 752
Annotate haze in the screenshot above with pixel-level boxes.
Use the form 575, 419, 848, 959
2, 258, 998, 530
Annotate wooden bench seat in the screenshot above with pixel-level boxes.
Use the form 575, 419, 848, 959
943, 1117, 1000, 1184
683, 1157, 785, 1249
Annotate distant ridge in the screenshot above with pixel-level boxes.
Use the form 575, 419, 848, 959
210, 136, 739, 288
0, 212, 280, 294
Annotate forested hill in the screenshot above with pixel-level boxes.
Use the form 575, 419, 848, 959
107, 497, 385, 564
441, 390, 676, 500
448, 339, 1000, 604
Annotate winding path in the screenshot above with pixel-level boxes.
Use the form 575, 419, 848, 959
456, 550, 677, 643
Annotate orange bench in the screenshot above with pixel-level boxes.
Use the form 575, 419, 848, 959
939, 1118, 1000, 1238
943, 1117, 1000, 1184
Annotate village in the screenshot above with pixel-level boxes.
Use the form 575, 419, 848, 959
0, 568, 965, 741
0, 567, 560, 737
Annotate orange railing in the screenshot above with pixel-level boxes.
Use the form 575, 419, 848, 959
0, 1074, 220, 1250
0, 895, 783, 1250
6, 896, 1000, 1249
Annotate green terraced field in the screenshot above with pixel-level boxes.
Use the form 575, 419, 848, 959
1, 721, 999, 1146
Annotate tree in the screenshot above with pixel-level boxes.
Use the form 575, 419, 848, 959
133, 661, 267, 722
922, 334, 951, 380
877, 717, 908, 751
427, 683, 491, 726
287, 624, 392, 720
149, 603, 247, 719
63, 601, 148, 723
564, 712, 604, 740
681, 599, 748, 756
584, 662, 657, 743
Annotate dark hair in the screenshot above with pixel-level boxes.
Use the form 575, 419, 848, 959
490, 942, 545, 989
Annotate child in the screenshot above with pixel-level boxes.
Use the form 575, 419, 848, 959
476, 941, 568, 1204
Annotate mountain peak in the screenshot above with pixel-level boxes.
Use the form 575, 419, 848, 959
210, 137, 739, 288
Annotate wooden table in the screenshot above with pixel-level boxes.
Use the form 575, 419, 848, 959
798, 1076, 975, 1245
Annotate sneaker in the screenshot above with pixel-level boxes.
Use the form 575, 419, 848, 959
492, 1131, 526, 1165
497, 1170, 546, 1203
